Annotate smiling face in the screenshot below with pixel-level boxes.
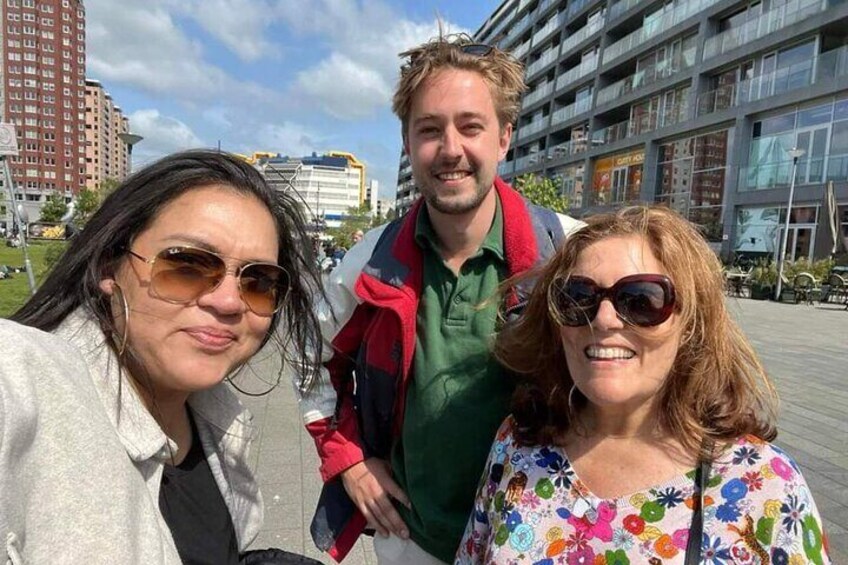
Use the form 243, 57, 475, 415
558, 235, 683, 418
100, 185, 279, 402
404, 68, 511, 215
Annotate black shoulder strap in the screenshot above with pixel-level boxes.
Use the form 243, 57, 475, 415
685, 443, 712, 564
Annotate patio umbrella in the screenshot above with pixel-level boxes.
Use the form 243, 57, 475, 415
825, 180, 843, 256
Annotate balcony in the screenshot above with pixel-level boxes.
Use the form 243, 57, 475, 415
592, 102, 687, 144
696, 46, 848, 115
522, 81, 556, 109
512, 39, 531, 61
547, 138, 591, 160
596, 44, 695, 106
703, 0, 829, 59
526, 47, 561, 79
603, 0, 720, 64
738, 154, 848, 191
515, 152, 545, 171
556, 55, 599, 91
560, 16, 605, 56
551, 97, 593, 126
533, 12, 565, 48
498, 160, 515, 177
504, 15, 532, 47
609, 0, 649, 20
568, 0, 594, 19
517, 117, 551, 140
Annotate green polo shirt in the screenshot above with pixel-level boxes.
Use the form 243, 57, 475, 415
390, 198, 514, 562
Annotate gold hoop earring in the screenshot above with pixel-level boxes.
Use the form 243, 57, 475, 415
111, 282, 130, 357
568, 383, 579, 416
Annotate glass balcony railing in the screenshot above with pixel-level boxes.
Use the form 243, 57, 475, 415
738, 154, 848, 191
568, 0, 594, 19
703, 0, 828, 59
561, 16, 605, 56
526, 47, 561, 78
512, 40, 531, 61
609, 0, 649, 20
556, 56, 599, 91
592, 103, 687, 144
504, 15, 532, 48
697, 47, 848, 115
551, 97, 592, 126
522, 81, 556, 109
547, 138, 592, 160
498, 160, 515, 176
515, 152, 545, 171
533, 12, 565, 47
603, 0, 721, 64
596, 46, 696, 106
517, 117, 550, 140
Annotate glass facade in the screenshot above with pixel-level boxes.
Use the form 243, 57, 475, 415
742, 96, 848, 190
656, 130, 729, 241
734, 205, 819, 260
591, 149, 644, 206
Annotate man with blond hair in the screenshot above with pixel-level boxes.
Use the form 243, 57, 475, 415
297, 33, 582, 563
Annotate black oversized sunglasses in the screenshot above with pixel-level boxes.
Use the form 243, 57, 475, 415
548, 274, 676, 328
128, 246, 290, 317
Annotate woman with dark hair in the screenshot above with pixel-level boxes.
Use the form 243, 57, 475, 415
1, 150, 322, 563
456, 206, 831, 564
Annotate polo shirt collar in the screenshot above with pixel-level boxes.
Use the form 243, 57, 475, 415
413, 192, 505, 262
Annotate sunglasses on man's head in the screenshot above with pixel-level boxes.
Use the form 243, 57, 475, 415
127, 246, 290, 317
549, 274, 676, 328
459, 43, 494, 56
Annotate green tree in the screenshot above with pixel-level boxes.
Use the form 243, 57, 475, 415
72, 187, 101, 228
327, 204, 373, 248
39, 192, 68, 223
513, 173, 569, 213
98, 177, 120, 200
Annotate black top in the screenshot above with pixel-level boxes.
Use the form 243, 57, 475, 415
159, 412, 239, 565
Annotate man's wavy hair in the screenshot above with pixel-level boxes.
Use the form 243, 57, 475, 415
495, 206, 778, 459
392, 31, 526, 138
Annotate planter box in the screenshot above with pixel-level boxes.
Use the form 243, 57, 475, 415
750, 285, 773, 300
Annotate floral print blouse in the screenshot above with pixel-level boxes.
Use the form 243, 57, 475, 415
456, 417, 831, 565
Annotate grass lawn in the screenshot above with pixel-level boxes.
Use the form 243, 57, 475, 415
0, 241, 54, 318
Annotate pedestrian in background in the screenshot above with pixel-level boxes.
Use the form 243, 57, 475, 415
1, 150, 323, 564
296, 33, 582, 564
457, 206, 831, 564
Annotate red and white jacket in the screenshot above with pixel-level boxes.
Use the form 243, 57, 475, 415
295, 178, 583, 561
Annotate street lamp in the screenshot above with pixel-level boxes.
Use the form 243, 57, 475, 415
774, 147, 805, 301
118, 132, 143, 173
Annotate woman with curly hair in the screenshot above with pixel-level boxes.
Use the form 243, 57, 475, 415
457, 206, 830, 564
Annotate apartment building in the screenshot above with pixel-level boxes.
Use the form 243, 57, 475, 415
1, 0, 86, 225
84, 78, 130, 189
255, 152, 365, 230
395, 0, 848, 260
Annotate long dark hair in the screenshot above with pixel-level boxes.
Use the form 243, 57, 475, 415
13, 149, 323, 384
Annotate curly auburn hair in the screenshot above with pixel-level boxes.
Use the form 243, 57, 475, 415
392, 32, 526, 138
495, 206, 778, 458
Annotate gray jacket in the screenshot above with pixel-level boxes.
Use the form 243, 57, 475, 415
1, 310, 262, 564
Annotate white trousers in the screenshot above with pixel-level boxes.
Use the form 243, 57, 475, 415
372, 534, 449, 565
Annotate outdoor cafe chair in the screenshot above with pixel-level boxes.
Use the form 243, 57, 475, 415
792, 272, 820, 305
826, 273, 848, 309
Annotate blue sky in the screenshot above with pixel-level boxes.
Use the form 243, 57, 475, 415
84, 0, 502, 199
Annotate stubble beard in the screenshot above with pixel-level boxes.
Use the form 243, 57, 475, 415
418, 171, 494, 215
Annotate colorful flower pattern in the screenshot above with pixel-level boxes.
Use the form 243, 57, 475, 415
455, 417, 831, 564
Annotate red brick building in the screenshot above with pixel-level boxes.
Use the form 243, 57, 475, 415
2, 0, 86, 221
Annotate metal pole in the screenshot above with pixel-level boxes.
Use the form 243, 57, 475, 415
775, 150, 803, 301
1, 156, 36, 295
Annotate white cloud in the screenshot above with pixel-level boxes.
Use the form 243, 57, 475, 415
284, 1, 470, 121
174, 0, 279, 62
129, 109, 205, 162
250, 122, 324, 157
295, 54, 392, 119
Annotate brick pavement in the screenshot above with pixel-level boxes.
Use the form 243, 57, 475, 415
242, 297, 847, 563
